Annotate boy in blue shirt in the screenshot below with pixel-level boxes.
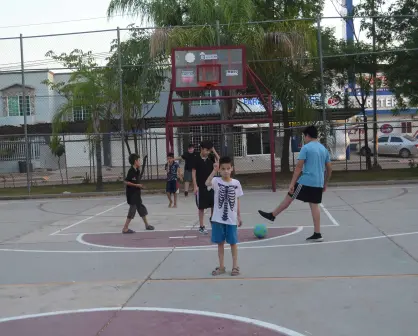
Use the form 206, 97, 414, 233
258, 125, 333, 242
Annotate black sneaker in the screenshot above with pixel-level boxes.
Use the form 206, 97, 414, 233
258, 210, 275, 222
185, 191, 188, 197
199, 226, 208, 234
306, 232, 323, 242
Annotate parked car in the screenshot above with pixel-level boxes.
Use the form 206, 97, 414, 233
360, 135, 418, 158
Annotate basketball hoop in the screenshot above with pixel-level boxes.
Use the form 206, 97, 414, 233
197, 81, 219, 89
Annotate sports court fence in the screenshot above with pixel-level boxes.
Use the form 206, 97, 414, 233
0, 14, 417, 193
1, 119, 417, 190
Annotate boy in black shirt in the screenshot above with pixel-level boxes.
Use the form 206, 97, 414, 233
122, 153, 155, 233
192, 140, 219, 234
180, 144, 197, 197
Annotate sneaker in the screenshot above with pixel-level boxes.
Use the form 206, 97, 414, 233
199, 226, 208, 235
185, 191, 189, 197
306, 232, 323, 242
258, 210, 275, 222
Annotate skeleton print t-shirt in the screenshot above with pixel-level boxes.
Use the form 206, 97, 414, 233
211, 177, 244, 225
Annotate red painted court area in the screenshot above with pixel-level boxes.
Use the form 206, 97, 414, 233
81, 227, 298, 248
0, 310, 293, 335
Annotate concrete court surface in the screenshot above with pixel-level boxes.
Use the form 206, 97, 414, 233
0, 185, 417, 336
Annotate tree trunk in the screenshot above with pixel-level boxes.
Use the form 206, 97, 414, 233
281, 101, 291, 173
95, 135, 103, 191
58, 157, 63, 184
362, 112, 372, 170
124, 135, 132, 155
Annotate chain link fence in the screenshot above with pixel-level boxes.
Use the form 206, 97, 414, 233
0, 15, 417, 193
1, 119, 417, 190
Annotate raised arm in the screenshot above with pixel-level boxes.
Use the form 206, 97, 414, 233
211, 147, 220, 161
205, 159, 219, 187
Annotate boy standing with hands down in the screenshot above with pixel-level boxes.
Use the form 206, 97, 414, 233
206, 156, 243, 276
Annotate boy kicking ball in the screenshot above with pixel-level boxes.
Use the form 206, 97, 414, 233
205, 156, 243, 276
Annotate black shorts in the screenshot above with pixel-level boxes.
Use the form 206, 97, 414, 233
127, 203, 148, 219
288, 183, 323, 204
166, 180, 177, 194
195, 186, 214, 210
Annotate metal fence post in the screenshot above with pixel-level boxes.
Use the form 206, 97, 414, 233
117, 27, 126, 178
316, 16, 327, 146
20, 34, 31, 194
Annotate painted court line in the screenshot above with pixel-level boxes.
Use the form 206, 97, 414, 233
320, 203, 340, 226
169, 236, 197, 239
0, 307, 306, 336
75, 227, 304, 251
1, 230, 417, 254
49, 202, 126, 236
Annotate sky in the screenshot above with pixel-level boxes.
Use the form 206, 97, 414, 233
0, 0, 364, 72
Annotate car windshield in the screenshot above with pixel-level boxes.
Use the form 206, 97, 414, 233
403, 135, 416, 142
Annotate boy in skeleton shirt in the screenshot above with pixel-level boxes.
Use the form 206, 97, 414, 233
205, 156, 243, 276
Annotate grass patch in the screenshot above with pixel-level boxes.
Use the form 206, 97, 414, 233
0, 169, 417, 197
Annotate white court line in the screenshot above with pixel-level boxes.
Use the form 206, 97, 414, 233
0, 307, 306, 336
75, 227, 304, 251
180, 225, 338, 229
169, 236, 197, 239
54, 225, 337, 235
49, 202, 126, 236
1, 230, 418, 253
320, 203, 340, 227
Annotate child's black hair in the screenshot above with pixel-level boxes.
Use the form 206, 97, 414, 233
188, 144, 194, 149
200, 140, 213, 150
302, 125, 318, 139
128, 153, 140, 166
167, 152, 174, 158
219, 156, 233, 166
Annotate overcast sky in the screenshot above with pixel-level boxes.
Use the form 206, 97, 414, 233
0, 0, 362, 72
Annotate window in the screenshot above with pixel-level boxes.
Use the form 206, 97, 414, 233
390, 137, 403, 143
401, 122, 412, 133
191, 90, 217, 106
73, 106, 91, 121
378, 137, 389, 143
7, 96, 31, 116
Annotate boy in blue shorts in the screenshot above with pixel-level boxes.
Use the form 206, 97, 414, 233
165, 152, 183, 208
205, 156, 243, 276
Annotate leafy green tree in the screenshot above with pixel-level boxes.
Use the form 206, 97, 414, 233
384, 0, 418, 109
42, 50, 116, 191
49, 135, 66, 184
107, 27, 166, 155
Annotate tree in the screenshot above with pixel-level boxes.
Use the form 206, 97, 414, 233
49, 135, 66, 184
107, 27, 166, 156
384, 0, 418, 110
42, 49, 116, 191
107, 0, 321, 172
325, 40, 376, 170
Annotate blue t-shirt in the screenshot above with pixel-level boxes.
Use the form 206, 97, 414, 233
166, 161, 180, 181
297, 141, 330, 188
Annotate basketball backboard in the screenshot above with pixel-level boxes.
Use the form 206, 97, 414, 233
171, 46, 246, 91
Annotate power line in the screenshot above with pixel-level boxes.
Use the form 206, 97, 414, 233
0, 15, 127, 30
1, 14, 417, 40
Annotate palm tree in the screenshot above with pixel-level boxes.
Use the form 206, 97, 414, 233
107, 0, 319, 171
